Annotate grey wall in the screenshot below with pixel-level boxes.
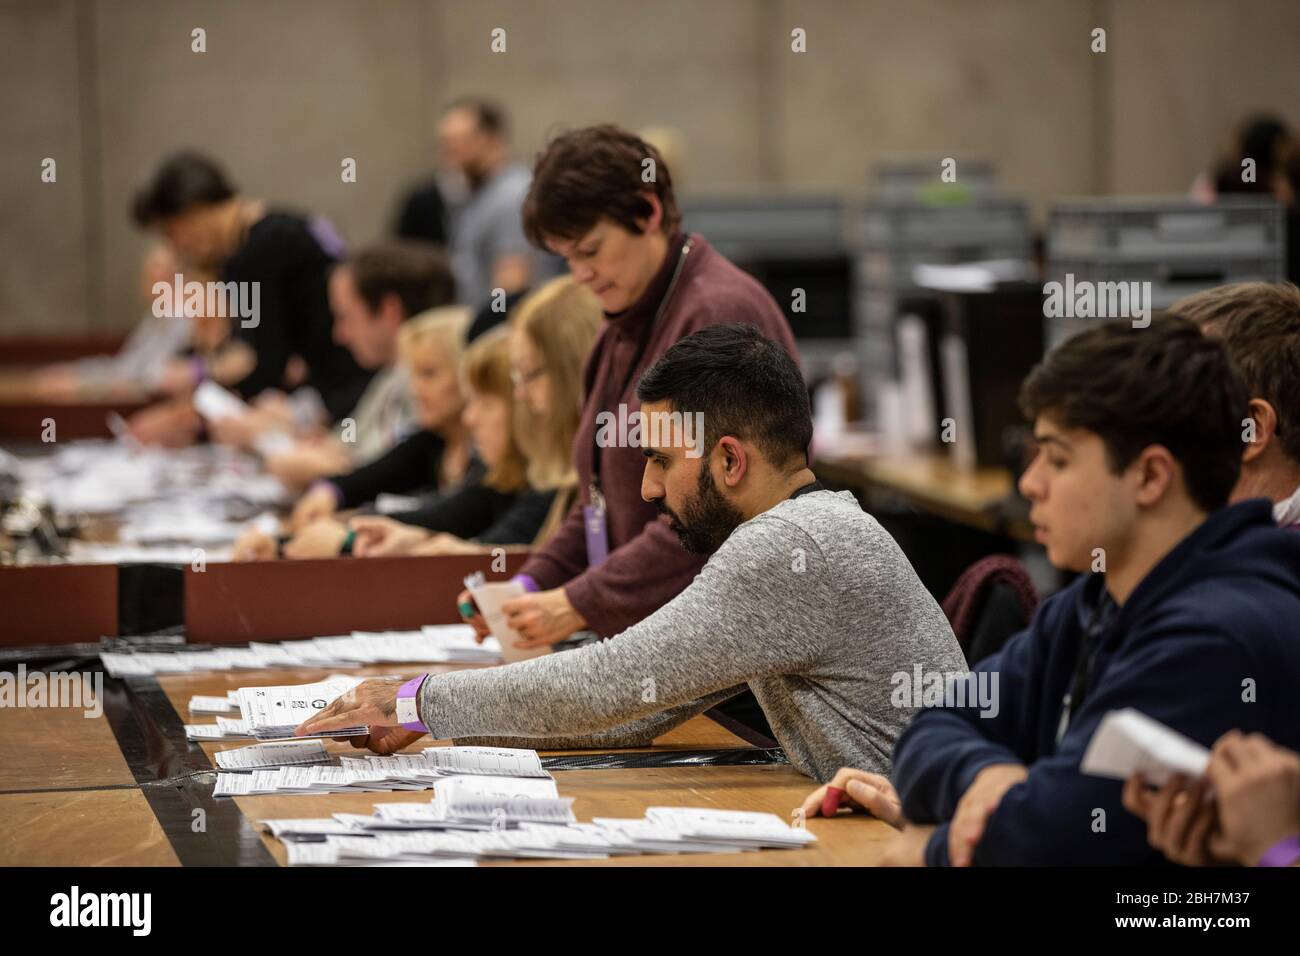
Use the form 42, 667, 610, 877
1, 0, 1297, 334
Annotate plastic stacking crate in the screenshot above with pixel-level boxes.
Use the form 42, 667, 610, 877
853, 196, 1032, 386
1045, 196, 1285, 345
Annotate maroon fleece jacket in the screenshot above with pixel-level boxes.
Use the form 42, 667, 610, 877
519, 232, 801, 637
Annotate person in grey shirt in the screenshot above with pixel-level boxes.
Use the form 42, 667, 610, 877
437, 99, 555, 313
298, 324, 966, 782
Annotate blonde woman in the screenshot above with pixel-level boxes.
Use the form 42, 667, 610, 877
351, 276, 601, 556
234, 306, 472, 560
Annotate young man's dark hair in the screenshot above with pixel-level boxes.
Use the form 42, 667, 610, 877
522, 124, 681, 247
346, 241, 456, 318
636, 323, 810, 468
1018, 314, 1248, 513
1172, 281, 1300, 466
131, 151, 235, 225
444, 97, 507, 137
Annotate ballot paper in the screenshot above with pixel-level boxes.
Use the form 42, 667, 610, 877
463, 572, 547, 663
643, 807, 817, 848
186, 723, 236, 741
188, 695, 239, 714
234, 675, 369, 740
215, 739, 334, 770
1080, 708, 1211, 786
430, 775, 575, 825
418, 746, 551, 779
193, 381, 251, 422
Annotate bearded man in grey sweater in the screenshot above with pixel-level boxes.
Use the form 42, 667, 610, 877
298, 325, 966, 782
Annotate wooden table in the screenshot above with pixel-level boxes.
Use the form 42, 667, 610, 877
816, 451, 1033, 542
0, 662, 893, 866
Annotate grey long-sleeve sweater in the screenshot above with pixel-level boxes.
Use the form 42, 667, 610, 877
417, 489, 967, 781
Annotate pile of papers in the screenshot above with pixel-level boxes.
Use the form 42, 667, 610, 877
103, 625, 501, 678
266, 804, 816, 866
213, 745, 552, 798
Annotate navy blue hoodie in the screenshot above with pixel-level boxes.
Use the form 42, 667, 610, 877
893, 499, 1300, 866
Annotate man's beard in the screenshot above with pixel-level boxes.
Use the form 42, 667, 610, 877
655, 465, 746, 555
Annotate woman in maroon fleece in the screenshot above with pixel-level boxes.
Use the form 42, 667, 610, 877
459, 124, 800, 646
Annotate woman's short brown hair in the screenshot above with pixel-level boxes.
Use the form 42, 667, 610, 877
522, 124, 681, 247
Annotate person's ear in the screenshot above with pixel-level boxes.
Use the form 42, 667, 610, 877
1132, 445, 1177, 509
1241, 398, 1278, 464
635, 192, 663, 235
717, 436, 747, 489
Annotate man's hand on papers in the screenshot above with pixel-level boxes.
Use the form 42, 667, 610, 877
344, 725, 427, 756
798, 768, 903, 828
294, 677, 405, 738
950, 762, 1028, 867
502, 587, 587, 648
1205, 731, 1300, 865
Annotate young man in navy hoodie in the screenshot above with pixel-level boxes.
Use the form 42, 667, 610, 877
875, 315, 1300, 866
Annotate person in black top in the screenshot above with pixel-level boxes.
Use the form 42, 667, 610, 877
394, 177, 449, 248
131, 151, 371, 422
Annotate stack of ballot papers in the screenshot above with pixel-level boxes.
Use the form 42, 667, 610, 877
1081, 708, 1211, 786
213, 746, 552, 797
101, 624, 502, 677
234, 674, 369, 740
262, 803, 816, 865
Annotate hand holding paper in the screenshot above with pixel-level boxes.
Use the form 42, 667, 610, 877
293, 676, 407, 738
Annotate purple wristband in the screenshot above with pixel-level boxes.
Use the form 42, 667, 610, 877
513, 573, 540, 593
188, 356, 206, 386
395, 675, 429, 733
1258, 834, 1300, 867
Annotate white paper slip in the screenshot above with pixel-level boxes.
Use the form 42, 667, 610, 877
193, 381, 251, 422
1080, 708, 1211, 786
215, 739, 334, 770
419, 746, 551, 779
463, 572, 548, 663
185, 723, 231, 741
188, 694, 239, 714
262, 818, 360, 838
644, 807, 816, 847
214, 716, 252, 738
213, 772, 255, 798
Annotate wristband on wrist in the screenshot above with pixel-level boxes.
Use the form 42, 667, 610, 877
514, 573, 540, 593
1258, 834, 1300, 867
396, 675, 429, 733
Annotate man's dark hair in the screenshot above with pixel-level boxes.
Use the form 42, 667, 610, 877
636, 324, 810, 468
345, 241, 456, 319
1171, 281, 1300, 466
444, 97, 507, 137
1018, 315, 1249, 512
522, 124, 680, 247
131, 151, 236, 225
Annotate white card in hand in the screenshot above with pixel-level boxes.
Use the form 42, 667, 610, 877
463, 573, 547, 663
1080, 708, 1210, 786
193, 381, 250, 422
